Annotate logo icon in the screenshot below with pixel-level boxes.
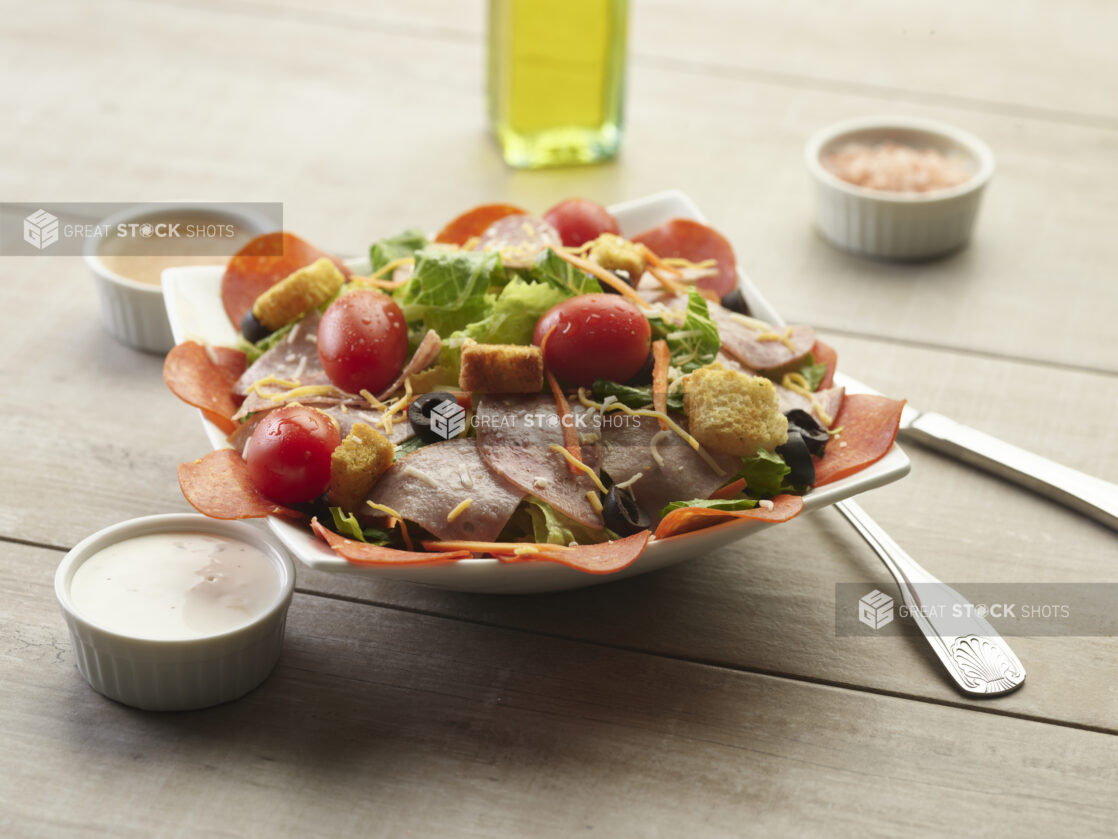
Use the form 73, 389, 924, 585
23, 209, 59, 250
858, 589, 894, 630
430, 399, 466, 440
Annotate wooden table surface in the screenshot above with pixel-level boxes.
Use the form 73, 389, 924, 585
2, 1, 1117, 836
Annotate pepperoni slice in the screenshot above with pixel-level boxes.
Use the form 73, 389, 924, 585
178, 449, 304, 520
163, 342, 247, 434
311, 519, 473, 566
631, 218, 738, 298
813, 395, 905, 486
433, 203, 527, 245
653, 495, 804, 540
423, 529, 652, 575
812, 340, 838, 390
221, 232, 350, 327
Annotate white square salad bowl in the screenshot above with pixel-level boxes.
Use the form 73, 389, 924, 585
163, 190, 909, 594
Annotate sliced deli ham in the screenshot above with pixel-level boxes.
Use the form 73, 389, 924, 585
813, 395, 905, 486
475, 395, 604, 527
367, 439, 525, 542
233, 309, 329, 397
163, 343, 247, 434
178, 449, 303, 520
376, 328, 441, 401
601, 414, 737, 524
776, 385, 845, 429
708, 303, 816, 372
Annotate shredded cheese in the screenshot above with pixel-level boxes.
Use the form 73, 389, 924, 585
696, 447, 728, 478
359, 389, 388, 410
288, 322, 301, 343
246, 375, 301, 396
380, 377, 413, 435
548, 444, 608, 494
402, 465, 439, 488
586, 491, 604, 516
532, 477, 550, 489
366, 500, 405, 520
780, 371, 834, 427
446, 498, 472, 523
260, 384, 339, 402
458, 464, 474, 489
614, 473, 643, 490
759, 499, 775, 510
650, 430, 672, 467
604, 403, 700, 451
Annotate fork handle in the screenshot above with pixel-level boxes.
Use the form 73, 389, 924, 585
905, 412, 1118, 531
835, 499, 1026, 697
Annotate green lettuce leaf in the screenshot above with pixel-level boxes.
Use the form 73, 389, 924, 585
328, 507, 390, 545
796, 353, 828, 391
235, 319, 296, 365
660, 497, 760, 517
463, 277, 569, 346
369, 228, 428, 273
395, 247, 504, 335
528, 248, 603, 296
737, 448, 792, 498
509, 498, 613, 546
649, 287, 720, 373
591, 379, 684, 413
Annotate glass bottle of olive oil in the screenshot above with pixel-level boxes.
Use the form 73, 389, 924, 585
488, 0, 628, 168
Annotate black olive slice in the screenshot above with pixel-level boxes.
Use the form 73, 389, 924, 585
776, 430, 815, 488
600, 269, 633, 294
784, 409, 830, 457
626, 351, 655, 386
240, 308, 271, 343
720, 287, 750, 316
408, 391, 462, 444
602, 485, 650, 536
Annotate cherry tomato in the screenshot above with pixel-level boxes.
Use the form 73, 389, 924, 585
317, 290, 408, 395
244, 405, 341, 505
543, 198, 621, 248
533, 294, 651, 386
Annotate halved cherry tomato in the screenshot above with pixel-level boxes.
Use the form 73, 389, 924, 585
317, 290, 408, 395
533, 294, 651, 386
543, 198, 621, 248
244, 405, 341, 505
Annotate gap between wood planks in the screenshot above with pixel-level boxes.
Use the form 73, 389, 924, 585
18, 529, 1118, 737
125, 0, 1118, 133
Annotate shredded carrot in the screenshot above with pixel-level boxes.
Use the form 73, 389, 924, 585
710, 478, 746, 500
638, 244, 690, 296
652, 339, 670, 431
552, 249, 651, 308
545, 367, 582, 473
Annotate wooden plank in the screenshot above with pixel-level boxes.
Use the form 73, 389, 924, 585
5, 542, 1118, 838
0, 0, 1115, 369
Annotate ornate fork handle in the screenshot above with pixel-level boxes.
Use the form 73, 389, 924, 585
835, 499, 1026, 697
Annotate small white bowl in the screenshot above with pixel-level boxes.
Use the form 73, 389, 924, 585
84, 203, 275, 354
55, 514, 295, 711
805, 116, 995, 260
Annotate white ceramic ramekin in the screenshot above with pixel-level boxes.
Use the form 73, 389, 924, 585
55, 514, 295, 712
83, 204, 274, 354
805, 116, 995, 260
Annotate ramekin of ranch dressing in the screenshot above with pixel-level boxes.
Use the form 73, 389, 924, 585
56, 514, 295, 711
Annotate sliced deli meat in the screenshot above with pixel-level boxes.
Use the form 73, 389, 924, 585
221, 232, 349, 327
708, 303, 816, 372
654, 494, 804, 539
367, 439, 525, 542
813, 394, 905, 486
376, 328, 441, 401
600, 414, 737, 524
631, 218, 738, 298
776, 384, 845, 429
476, 214, 563, 269
178, 449, 304, 520
311, 519, 472, 566
475, 394, 604, 527
163, 343, 247, 434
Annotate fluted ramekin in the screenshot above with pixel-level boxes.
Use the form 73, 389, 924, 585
55, 514, 295, 712
805, 116, 995, 260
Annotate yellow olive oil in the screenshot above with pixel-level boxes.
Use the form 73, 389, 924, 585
488, 0, 628, 168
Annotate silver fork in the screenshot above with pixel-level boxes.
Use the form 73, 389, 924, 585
836, 499, 1026, 697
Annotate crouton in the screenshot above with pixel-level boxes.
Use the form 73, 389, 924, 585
588, 233, 646, 281
326, 422, 394, 512
252, 257, 345, 331
682, 363, 788, 456
458, 340, 543, 393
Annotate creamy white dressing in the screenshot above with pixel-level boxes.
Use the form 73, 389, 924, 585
69, 532, 281, 640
